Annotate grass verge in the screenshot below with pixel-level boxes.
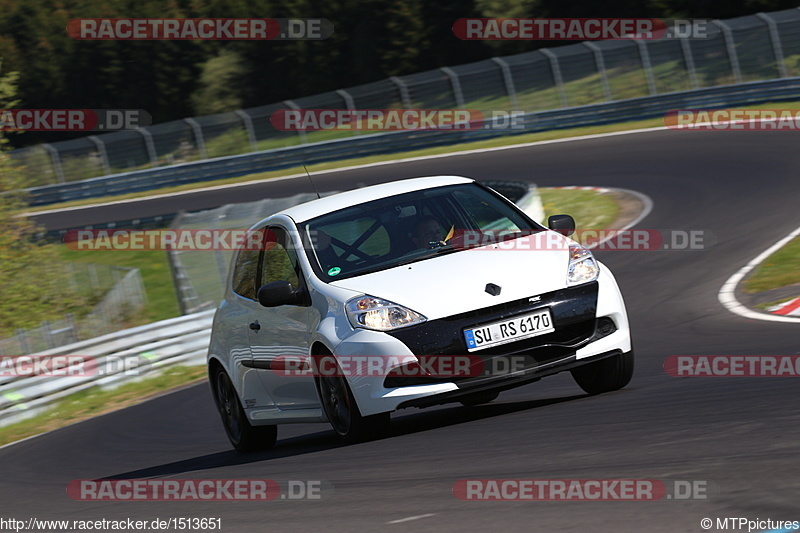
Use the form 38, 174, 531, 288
0, 365, 207, 447
58, 246, 180, 324
539, 188, 619, 230
755, 296, 798, 310
743, 236, 800, 294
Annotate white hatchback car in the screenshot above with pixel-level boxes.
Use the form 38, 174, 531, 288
207, 176, 633, 451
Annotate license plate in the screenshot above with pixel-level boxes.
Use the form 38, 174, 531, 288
463, 309, 554, 352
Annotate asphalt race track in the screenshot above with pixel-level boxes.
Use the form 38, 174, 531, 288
6, 129, 800, 532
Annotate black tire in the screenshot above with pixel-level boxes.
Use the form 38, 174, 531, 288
571, 350, 634, 395
459, 391, 500, 407
213, 367, 277, 453
316, 356, 390, 443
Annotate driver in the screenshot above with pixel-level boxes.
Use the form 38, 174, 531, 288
412, 216, 447, 249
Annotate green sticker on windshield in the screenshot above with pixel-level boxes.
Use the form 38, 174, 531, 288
327, 266, 342, 276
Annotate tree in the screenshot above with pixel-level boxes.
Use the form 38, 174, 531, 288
191, 48, 247, 115
0, 68, 85, 336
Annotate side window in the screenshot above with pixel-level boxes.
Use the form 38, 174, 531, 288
231, 248, 260, 299
261, 227, 301, 290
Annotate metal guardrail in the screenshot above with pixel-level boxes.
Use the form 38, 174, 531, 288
0, 184, 543, 428
14, 7, 800, 191
24, 76, 800, 207
0, 310, 214, 427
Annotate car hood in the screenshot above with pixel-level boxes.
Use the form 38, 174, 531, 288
330, 232, 572, 320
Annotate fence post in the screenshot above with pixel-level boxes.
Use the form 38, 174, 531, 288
634, 40, 658, 95
539, 49, 568, 108
491, 57, 519, 111
440, 67, 465, 108
336, 89, 360, 136
235, 109, 258, 151
167, 250, 189, 316
713, 20, 742, 84
583, 42, 613, 101
756, 13, 788, 79
66, 313, 77, 345
283, 100, 307, 144
41, 143, 65, 184
679, 37, 700, 89
390, 76, 413, 109
184, 118, 208, 159
15, 328, 29, 355
135, 127, 159, 167
42, 320, 53, 349
87, 135, 111, 175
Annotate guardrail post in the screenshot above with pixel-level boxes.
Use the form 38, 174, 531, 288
539, 49, 568, 108
584, 42, 613, 101
336, 89, 360, 136
87, 135, 111, 175
491, 57, 519, 111
756, 13, 788, 79
41, 143, 65, 184
714, 20, 742, 84
135, 127, 159, 167
283, 100, 307, 144
634, 40, 658, 95
440, 67, 465, 108
184, 118, 208, 159
679, 37, 700, 89
235, 109, 258, 151
390, 76, 413, 109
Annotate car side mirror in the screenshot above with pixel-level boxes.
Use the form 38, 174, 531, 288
547, 214, 575, 236
257, 281, 300, 307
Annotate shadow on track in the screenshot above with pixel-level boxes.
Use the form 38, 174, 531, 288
103, 393, 587, 480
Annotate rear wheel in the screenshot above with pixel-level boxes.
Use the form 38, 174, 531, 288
214, 367, 277, 452
459, 391, 500, 407
571, 350, 634, 395
317, 356, 390, 443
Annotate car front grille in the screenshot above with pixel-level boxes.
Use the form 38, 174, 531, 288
383, 282, 608, 388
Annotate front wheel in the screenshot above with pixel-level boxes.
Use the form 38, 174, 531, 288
317, 356, 390, 443
214, 368, 277, 452
571, 350, 634, 395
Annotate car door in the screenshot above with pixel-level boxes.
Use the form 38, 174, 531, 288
224, 239, 270, 407
248, 225, 319, 409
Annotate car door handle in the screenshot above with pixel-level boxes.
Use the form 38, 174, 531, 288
249, 321, 261, 331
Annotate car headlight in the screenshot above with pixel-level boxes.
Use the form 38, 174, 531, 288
346, 296, 426, 331
567, 241, 599, 286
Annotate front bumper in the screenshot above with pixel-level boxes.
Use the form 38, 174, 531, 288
396, 349, 624, 409
336, 268, 630, 416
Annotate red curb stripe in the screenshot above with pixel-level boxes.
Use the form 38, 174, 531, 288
774, 296, 800, 316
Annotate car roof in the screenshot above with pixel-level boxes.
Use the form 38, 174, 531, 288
277, 175, 475, 223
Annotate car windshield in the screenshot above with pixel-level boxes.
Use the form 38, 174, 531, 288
298, 183, 543, 282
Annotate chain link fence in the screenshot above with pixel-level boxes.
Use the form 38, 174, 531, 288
11, 8, 800, 186
0, 264, 147, 354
